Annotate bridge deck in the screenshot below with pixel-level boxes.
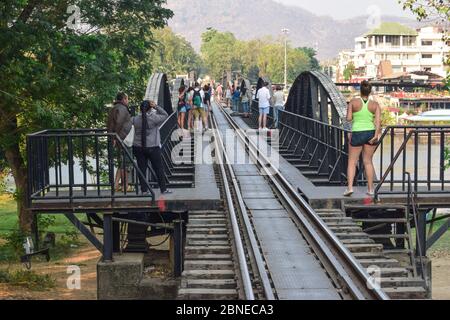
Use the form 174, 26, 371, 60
30, 159, 221, 214
232, 115, 450, 209
215, 104, 341, 300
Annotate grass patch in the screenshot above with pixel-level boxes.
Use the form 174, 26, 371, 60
0, 269, 55, 291
427, 220, 450, 253
0, 193, 84, 262
0, 194, 76, 236
0, 194, 17, 237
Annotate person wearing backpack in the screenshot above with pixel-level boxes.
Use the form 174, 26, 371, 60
177, 85, 187, 131
191, 82, 205, 130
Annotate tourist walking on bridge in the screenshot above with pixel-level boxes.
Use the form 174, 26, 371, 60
133, 100, 172, 195
241, 86, 252, 118
177, 85, 187, 131
225, 85, 232, 108
232, 86, 241, 112
185, 86, 194, 131
216, 84, 223, 103
257, 81, 272, 131
344, 81, 381, 197
273, 85, 285, 128
192, 82, 207, 131
203, 84, 212, 130
107, 92, 132, 192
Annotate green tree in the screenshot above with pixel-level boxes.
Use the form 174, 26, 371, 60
296, 47, 320, 71
151, 27, 202, 79
249, 38, 311, 83
200, 30, 317, 84
0, 1, 172, 232
343, 62, 356, 81
381, 108, 397, 127
201, 28, 240, 80
445, 146, 450, 170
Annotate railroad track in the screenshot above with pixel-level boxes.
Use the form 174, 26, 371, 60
215, 104, 388, 300
179, 102, 426, 300
178, 111, 275, 300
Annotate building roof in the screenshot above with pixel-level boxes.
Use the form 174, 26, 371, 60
407, 110, 450, 122
380, 71, 444, 82
410, 71, 444, 80
365, 22, 418, 37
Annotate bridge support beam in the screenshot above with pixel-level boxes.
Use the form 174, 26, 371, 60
103, 214, 114, 262
64, 213, 104, 254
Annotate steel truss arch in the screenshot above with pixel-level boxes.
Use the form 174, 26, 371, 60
285, 71, 347, 126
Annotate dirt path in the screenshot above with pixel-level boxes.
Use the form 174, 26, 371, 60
0, 244, 100, 300
1, 240, 449, 300
431, 250, 450, 300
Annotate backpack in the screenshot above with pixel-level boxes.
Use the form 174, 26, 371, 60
193, 89, 202, 107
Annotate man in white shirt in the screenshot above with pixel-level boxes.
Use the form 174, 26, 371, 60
256, 81, 272, 130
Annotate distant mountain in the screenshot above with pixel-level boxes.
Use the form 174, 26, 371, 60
165, 0, 419, 60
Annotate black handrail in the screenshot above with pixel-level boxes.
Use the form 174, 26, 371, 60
248, 102, 450, 194
27, 109, 180, 206
405, 172, 427, 285
27, 130, 156, 207
250, 103, 354, 184
375, 128, 450, 199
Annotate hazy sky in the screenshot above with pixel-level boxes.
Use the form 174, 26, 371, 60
273, 0, 415, 20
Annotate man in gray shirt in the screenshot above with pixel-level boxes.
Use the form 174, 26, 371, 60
107, 92, 132, 140
107, 92, 132, 192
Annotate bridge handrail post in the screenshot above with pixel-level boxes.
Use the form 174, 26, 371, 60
173, 219, 184, 277
375, 130, 414, 201
103, 213, 114, 262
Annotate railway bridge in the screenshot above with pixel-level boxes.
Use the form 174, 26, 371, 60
26, 71, 450, 300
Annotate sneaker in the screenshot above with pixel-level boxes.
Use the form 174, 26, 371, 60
343, 189, 354, 197
367, 191, 374, 197
161, 189, 173, 195
142, 191, 152, 197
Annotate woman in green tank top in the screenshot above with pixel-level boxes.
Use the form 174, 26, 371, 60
344, 81, 381, 197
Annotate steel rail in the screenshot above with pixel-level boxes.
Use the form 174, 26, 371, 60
210, 115, 255, 300
210, 112, 275, 300
218, 104, 389, 300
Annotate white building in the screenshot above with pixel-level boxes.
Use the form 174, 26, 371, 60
338, 22, 449, 80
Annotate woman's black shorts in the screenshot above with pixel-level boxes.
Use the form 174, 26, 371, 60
351, 130, 376, 147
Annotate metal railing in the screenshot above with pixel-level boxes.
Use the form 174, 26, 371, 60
27, 112, 179, 207
250, 102, 359, 184
375, 127, 450, 198
250, 103, 450, 197
27, 129, 155, 206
